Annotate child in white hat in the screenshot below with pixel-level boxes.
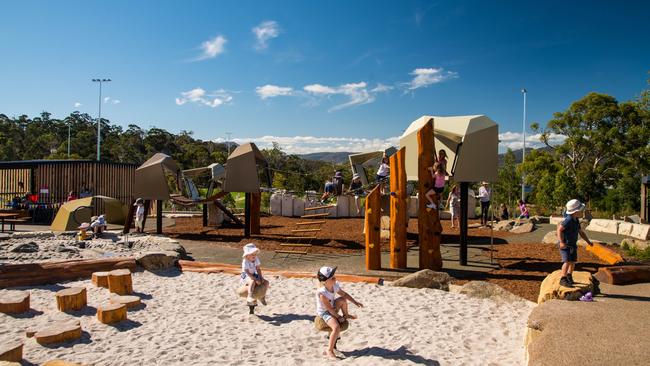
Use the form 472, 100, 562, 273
556, 199, 593, 287
315, 266, 363, 359
241, 243, 268, 305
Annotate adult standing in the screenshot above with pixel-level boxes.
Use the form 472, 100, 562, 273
476, 181, 491, 226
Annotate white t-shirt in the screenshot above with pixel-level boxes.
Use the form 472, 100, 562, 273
478, 186, 491, 203
241, 257, 261, 279
135, 205, 145, 218
315, 281, 341, 314
377, 163, 390, 177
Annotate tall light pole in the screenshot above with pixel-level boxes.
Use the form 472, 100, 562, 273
225, 132, 232, 155
92, 78, 111, 161
521, 88, 527, 202
67, 120, 71, 158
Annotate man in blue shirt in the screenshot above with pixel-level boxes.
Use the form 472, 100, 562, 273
556, 199, 593, 287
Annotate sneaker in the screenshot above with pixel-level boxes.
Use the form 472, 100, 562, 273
426, 203, 437, 209
260, 297, 267, 306
559, 277, 571, 288
567, 273, 574, 284
579, 292, 593, 302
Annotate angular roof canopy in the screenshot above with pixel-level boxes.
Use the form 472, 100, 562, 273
400, 115, 498, 182
223, 143, 268, 193
134, 153, 180, 200
348, 147, 397, 186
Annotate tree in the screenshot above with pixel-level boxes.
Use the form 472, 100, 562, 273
494, 149, 520, 207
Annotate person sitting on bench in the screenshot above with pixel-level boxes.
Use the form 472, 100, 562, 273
90, 215, 107, 238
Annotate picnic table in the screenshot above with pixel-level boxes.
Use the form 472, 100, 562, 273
0, 212, 19, 233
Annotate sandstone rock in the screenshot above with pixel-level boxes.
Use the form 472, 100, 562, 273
628, 223, 650, 240
493, 220, 514, 231
549, 216, 563, 225
458, 281, 528, 303
537, 270, 599, 304
390, 270, 450, 290
136, 251, 178, 271
542, 231, 558, 244
531, 215, 549, 224
586, 219, 620, 235
618, 222, 635, 237
0, 233, 10, 240
158, 241, 187, 258
510, 222, 535, 234
9, 242, 38, 253
56, 245, 79, 254
621, 238, 650, 251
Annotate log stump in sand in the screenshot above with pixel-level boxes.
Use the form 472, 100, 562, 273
0, 291, 30, 314
91, 271, 110, 288
108, 269, 133, 295
55, 287, 87, 312
97, 303, 127, 324
0, 341, 23, 362
42, 361, 84, 366
109, 294, 141, 309
314, 316, 349, 332
235, 281, 268, 300
35, 321, 82, 345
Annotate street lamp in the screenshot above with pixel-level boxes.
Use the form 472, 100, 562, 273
521, 88, 527, 202
67, 120, 71, 158
92, 78, 111, 161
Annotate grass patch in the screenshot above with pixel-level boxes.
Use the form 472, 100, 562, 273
621, 242, 650, 261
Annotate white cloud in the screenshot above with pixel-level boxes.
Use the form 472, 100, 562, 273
103, 97, 110, 103
405, 67, 458, 90
256, 84, 293, 99
303, 82, 390, 112
175, 87, 233, 108
196, 35, 227, 61
74, 102, 82, 108
252, 21, 280, 50
103, 97, 120, 105
213, 135, 399, 155
498, 131, 566, 150
112, 99, 120, 104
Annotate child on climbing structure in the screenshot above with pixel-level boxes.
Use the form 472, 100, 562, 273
315, 266, 363, 359
445, 184, 461, 228
134, 198, 145, 233
425, 163, 446, 209
436, 149, 449, 175
556, 199, 593, 287
241, 243, 269, 306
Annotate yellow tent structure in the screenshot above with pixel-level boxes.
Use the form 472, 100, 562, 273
50, 196, 127, 232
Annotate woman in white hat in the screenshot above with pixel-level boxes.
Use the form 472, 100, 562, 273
241, 243, 269, 305
476, 181, 491, 226
556, 199, 593, 287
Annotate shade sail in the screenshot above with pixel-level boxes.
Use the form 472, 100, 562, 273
50, 196, 127, 232
134, 153, 180, 200
223, 143, 267, 193
399, 115, 498, 182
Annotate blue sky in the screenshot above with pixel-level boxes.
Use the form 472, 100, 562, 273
1, 1, 649, 153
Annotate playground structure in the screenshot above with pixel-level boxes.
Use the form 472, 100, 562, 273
127, 142, 269, 237
348, 147, 397, 186
365, 115, 498, 270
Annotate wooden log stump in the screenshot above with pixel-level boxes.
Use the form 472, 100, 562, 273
108, 269, 133, 295
35, 322, 82, 345
365, 186, 381, 270
235, 282, 269, 300
55, 287, 87, 312
91, 271, 110, 288
97, 303, 127, 324
314, 316, 349, 332
0, 341, 23, 362
594, 265, 650, 285
42, 361, 84, 366
0, 291, 30, 314
109, 294, 141, 309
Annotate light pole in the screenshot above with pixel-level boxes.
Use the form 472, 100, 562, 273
67, 120, 71, 158
521, 88, 527, 202
92, 78, 111, 161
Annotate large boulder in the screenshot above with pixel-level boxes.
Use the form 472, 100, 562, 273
493, 220, 514, 231
390, 270, 450, 290
586, 219, 620, 234
542, 231, 558, 244
621, 238, 650, 251
510, 222, 535, 234
10, 242, 39, 253
158, 241, 188, 258
629, 223, 650, 240
458, 281, 528, 303
537, 270, 599, 304
136, 251, 178, 271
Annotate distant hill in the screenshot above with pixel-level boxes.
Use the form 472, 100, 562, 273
298, 152, 356, 164
499, 146, 553, 165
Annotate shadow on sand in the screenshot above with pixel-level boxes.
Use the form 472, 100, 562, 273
342, 346, 440, 365
256, 313, 314, 326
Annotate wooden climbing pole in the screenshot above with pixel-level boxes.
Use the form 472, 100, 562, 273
389, 147, 407, 269
251, 192, 261, 235
365, 186, 381, 270
417, 119, 443, 270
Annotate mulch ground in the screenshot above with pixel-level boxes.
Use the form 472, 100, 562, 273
167, 216, 608, 302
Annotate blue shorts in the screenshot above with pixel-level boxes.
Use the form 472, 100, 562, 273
559, 245, 577, 262
324, 183, 335, 193
318, 311, 334, 322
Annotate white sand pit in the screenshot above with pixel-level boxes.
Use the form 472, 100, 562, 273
0, 270, 534, 365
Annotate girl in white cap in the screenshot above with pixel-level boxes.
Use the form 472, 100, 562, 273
556, 199, 593, 287
241, 243, 269, 305
316, 266, 363, 358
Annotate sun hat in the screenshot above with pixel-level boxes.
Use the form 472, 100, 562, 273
91, 216, 98, 222
352, 173, 360, 180
566, 199, 585, 214
317, 266, 337, 282
334, 171, 343, 178
242, 243, 260, 257
78, 222, 90, 229
134, 197, 144, 206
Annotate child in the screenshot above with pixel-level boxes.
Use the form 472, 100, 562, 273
66, 190, 78, 202
499, 203, 510, 221
241, 243, 269, 305
315, 266, 363, 359
445, 184, 461, 228
77, 222, 91, 241
320, 179, 335, 203
90, 215, 107, 238
376, 156, 390, 195
425, 163, 446, 209
556, 199, 593, 287
518, 199, 530, 219
134, 198, 145, 233
348, 173, 364, 214
436, 149, 448, 175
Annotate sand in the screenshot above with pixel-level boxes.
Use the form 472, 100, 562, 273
0, 270, 534, 365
